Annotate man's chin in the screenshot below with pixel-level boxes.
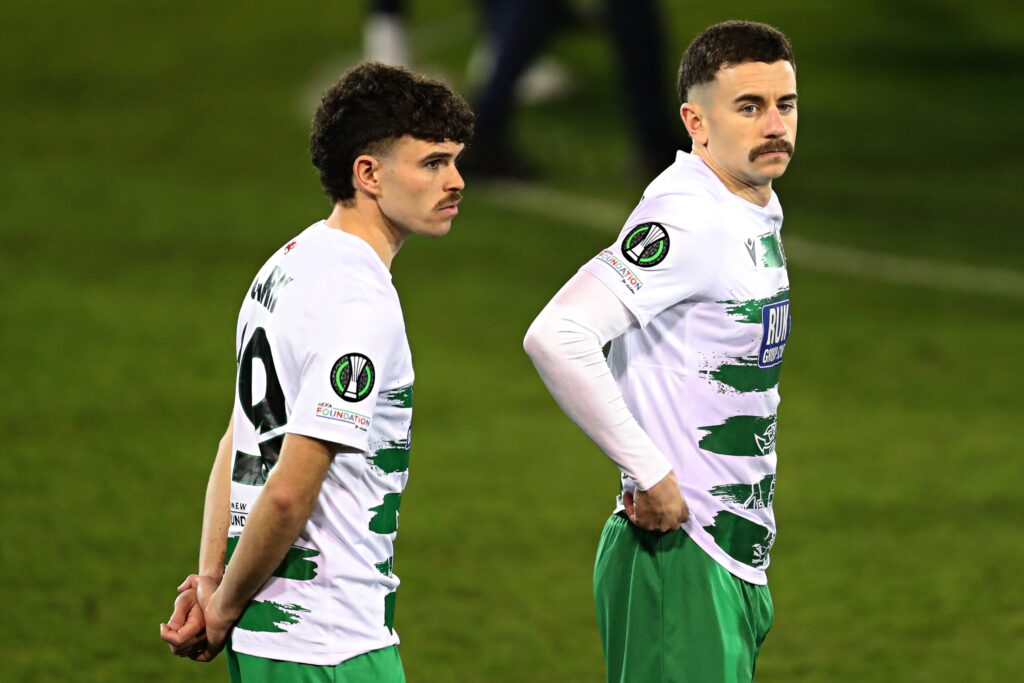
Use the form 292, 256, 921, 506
421, 221, 453, 238
754, 156, 791, 178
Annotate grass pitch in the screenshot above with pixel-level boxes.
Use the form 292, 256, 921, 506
2, 1, 1022, 681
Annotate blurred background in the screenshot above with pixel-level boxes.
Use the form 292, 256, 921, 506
2, 0, 1022, 681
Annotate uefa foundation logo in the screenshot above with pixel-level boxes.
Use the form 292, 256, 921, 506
330, 353, 375, 402
621, 222, 670, 268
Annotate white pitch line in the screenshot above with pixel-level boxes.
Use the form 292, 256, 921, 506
478, 181, 1024, 301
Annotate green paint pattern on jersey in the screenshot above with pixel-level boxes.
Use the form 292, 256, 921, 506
721, 289, 790, 324
760, 231, 786, 268
231, 436, 283, 487
370, 440, 410, 474
227, 535, 320, 581
709, 474, 776, 510
698, 415, 776, 456
704, 510, 776, 568
383, 591, 397, 635
236, 600, 311, 633
380, 384, 414, 408
369, 493, 402, 534
375, 556, 394, 576
708, 357, 781, 393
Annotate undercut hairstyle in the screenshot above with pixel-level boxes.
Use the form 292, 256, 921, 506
310, 62, 475, 204
677, 21, 795, 102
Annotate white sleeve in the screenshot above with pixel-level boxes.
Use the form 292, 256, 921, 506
579, 193, 723, 327
287, 293, 394, 452
523, 271, 673, 491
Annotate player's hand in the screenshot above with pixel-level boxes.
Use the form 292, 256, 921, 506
624, 472, 689, 532
189, 576, 239, 662
160, 584, 206, 657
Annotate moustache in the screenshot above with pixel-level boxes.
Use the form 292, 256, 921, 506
749, 140, 793, 161
435, 192, 462, 210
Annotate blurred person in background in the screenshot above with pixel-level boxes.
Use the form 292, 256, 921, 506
364, 0, 575, 108
462, 0, 688, 180
159, 62, 473, 683
364, 0, 409, 66
524, 21, 797, 683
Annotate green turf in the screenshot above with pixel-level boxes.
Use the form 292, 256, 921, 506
2, 1, 1022, 681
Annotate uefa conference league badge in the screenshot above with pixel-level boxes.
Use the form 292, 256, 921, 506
621, 223, 670, 268
330, 353, 375, 402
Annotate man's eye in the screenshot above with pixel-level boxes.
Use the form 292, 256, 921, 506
741, 105, 758, 114
426, 160, 442, 169
778, 103, 796, 112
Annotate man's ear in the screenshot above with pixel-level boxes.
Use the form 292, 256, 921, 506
680, 102, 708, 147
352, 154, 383, 198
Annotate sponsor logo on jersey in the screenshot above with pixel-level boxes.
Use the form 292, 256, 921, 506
330, 353, 375, 402
230, 501, 249, 528
595, 248, 644, 293
758, 299, 791, 368
315, 402, 370, 430
250, 265, 294, 313
283, 240, 297, 255
621, 222, 670, 268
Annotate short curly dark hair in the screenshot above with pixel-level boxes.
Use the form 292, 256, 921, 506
310, 62, 475, 204
677, 21, 795, 102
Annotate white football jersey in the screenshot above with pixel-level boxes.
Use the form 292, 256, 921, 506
581, 152, 791, 585
228, 221, 414, 664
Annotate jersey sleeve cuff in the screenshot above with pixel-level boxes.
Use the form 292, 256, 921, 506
284, 421, 370, 454
579, 261, 650, 327
632, 458, 674, 492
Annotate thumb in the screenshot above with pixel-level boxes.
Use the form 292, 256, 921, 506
623, 490, 636, 520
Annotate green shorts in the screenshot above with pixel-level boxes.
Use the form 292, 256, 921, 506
594, 514, 773, 683
227, 644, 405, 683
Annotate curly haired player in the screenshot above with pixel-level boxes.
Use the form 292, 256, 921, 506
160, 62, 473, 683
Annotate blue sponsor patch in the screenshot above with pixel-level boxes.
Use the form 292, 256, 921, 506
759, 299, 791, 368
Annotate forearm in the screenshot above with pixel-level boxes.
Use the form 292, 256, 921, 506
212, 476, 317, 617
523, 273, 672, 490
197, 418, 234, 580
212, 433, 332, 619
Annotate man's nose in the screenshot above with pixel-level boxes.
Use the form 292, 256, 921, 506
448, 163, 465, 192
764, 106, 787, 138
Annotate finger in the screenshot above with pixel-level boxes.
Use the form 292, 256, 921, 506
165, 628, 205, 650
175, 615, 204, 642
161, 623, 188, 647
623, 491, 635, 519
160, 622, 197, 647
170, 633, 207, 655
166, 598, 192, 630
177, 575, 198, 593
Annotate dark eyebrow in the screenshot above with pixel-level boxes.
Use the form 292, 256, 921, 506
733, 93, 766, 106
733, 92, 798, 105
421, 151, 454, 164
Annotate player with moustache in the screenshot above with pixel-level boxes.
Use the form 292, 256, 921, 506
525, 21, 798, 683
160, 62, 473, 683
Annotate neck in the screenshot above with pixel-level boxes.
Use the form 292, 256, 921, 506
691, 146, 772, 207
324, 198, 405, 270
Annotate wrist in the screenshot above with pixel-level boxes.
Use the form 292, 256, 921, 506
635, 462, 674, 492
209, 588, 245, 623
198, 566, 225, 583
